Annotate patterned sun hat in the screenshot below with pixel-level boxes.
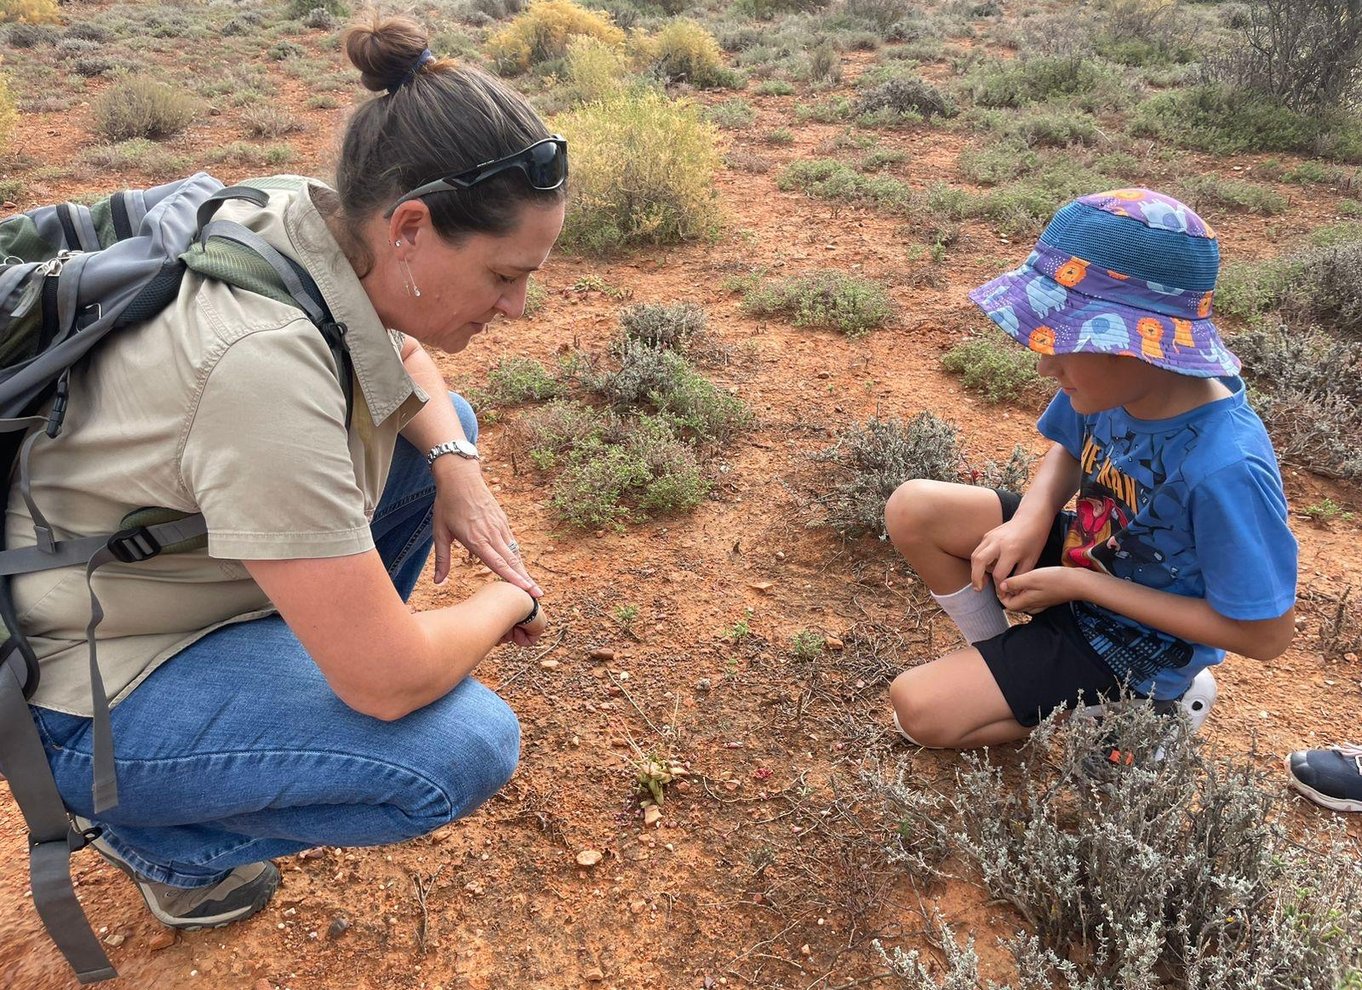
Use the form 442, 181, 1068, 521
967, 189, 1240, 377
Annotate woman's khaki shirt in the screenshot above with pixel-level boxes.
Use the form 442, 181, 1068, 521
8, 177, 427, 715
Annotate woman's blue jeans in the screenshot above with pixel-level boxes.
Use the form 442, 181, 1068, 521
29, 394, 520, 888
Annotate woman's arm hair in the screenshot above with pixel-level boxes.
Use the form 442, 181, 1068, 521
244, 551, 533, 720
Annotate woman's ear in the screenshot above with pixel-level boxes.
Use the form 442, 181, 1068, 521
388, 200, 431, 256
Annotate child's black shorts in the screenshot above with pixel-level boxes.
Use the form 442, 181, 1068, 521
976, 490, 1141, 728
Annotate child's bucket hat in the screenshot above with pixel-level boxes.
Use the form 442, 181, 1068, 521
967, 189, 1240, 377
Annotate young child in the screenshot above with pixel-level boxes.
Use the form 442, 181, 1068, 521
885, 189, 1298, 750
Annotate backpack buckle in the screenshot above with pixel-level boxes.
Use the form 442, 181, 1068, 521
106, 526, 161, 563
67, 824, 102, 852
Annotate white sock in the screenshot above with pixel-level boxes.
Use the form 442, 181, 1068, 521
932, 581, 1010, 645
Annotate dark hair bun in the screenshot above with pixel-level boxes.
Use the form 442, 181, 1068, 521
344, 11, 430, 93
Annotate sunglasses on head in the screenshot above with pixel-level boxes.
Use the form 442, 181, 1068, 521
384, 135, 568, 217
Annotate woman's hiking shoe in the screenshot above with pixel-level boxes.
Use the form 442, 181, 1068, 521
1286, 744, 1362, 813
73, 817, 280, 930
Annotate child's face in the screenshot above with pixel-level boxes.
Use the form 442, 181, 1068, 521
1036, 352, 1151, 414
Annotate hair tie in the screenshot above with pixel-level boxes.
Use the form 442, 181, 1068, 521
388, 49, 435, 95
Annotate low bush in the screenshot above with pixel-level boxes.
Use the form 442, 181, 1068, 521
803, 40, 841, 85
590, 341, 749, 442
706, 98, 755, 129
652, 18, 740, 88
743, 271, 896, 335
553, 89, 723, 253
813, 413, 965, 537
550, 416, 709, 528
562, 35, 631, 103
941, 335, 1041, 402
875, 703, 1362, 988
1218, 229, 1362, 333
1233, 322, 1362, 479
755, 79, 795, 95
242, 106, 303, 138
794, 95, 854, 122
4, 20, 55, 45
732, 0, 830, 19
287, 0, 348, 17
91, 77, 198, 142
1003, 110, 1102, 148
1130, 84, 1362, 162
618, 302, 706, 350
855, 76, 956, 121
487, 0, 625, 73
1176, 175, 1288, 216
776, 158, 912, 211
967, 55, 1127, 110
471, 357, 563, 407
0, 0, 59, 24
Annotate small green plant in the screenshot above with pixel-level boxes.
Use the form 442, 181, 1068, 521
1176, 175, 1288, 215
635, 754, 687, 805
287, 0, 348, 17
742, 272, 896, 336
941, 335, 1041, 402
790, 629, 825, 662
765, 126, 794, 144
590, 341, 749, 442
755, 79, 795, 95
776, 158, 912, 211
803, 40, 842, 85
724, 609, 754, 642
1302, 498, 1354, 524
268, 40, 305, 61
91, 77, 198, 142
612, 603, 640, 634
968, 55, 1128, 110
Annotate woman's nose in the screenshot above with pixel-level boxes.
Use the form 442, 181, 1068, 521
497, 281, 528, 320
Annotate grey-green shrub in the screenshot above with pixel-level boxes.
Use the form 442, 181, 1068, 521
618, 302, 706, 351
941, 336, 1041, 402
874, 703, 1362, 989
743, 271, 896, 335
92, 77, 197, 141
593, 341, 749, 442
856, 76, 956, 120
813, 413, 965, 537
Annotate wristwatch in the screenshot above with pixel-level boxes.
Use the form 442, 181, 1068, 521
426, 438, 480, 465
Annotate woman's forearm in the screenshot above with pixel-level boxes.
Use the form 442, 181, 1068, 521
399, 337, 469, 451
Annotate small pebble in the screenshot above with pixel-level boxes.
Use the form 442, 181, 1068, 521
695, 678, 711, 691
589, 648, 615, 662
147, 930, 177, 951
576, 850, 603, 867
540, 659, 560, 670
328, 917, 351, 940
104, 933, 125, 947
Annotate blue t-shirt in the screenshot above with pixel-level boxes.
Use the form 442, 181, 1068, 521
1036, 378, 1297, 700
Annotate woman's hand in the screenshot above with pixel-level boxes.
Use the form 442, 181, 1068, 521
970, 513, 1053, 591
996, 566, 1086, 613
432, 458, 542, 597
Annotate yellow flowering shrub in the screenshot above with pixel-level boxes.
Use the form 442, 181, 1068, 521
0, 0, 60, 23
564, 35, 631, 103
0, 67, 17, 154
651, 19, 737, 89
487, 0, 625, 74
553, 89, 723, 253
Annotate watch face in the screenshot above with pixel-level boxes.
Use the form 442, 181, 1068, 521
455, 439, 479, 458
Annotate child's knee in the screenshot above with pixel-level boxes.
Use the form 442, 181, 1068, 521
889, 672, 953, 749
884, 479, 938, 547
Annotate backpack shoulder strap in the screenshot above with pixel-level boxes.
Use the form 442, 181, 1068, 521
0, 657, 116, 984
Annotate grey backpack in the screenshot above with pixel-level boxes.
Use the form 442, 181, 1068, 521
0, 173, 354, 984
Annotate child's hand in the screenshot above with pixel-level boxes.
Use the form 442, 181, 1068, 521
970, 515, 1053, 591
996, 567, 1084, 613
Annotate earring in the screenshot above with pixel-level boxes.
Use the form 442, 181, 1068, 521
401, 259, 422, 298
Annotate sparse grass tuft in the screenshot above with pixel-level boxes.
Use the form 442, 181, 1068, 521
706, 98, 756, 130
941, 335, 1041, 402
471, 357, 563, 408
968, 55, 1128, 111
92, 77, 198, 141
1176, 175, 1288, 215
743, 272, 896, 336
242, 105, 303, 138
